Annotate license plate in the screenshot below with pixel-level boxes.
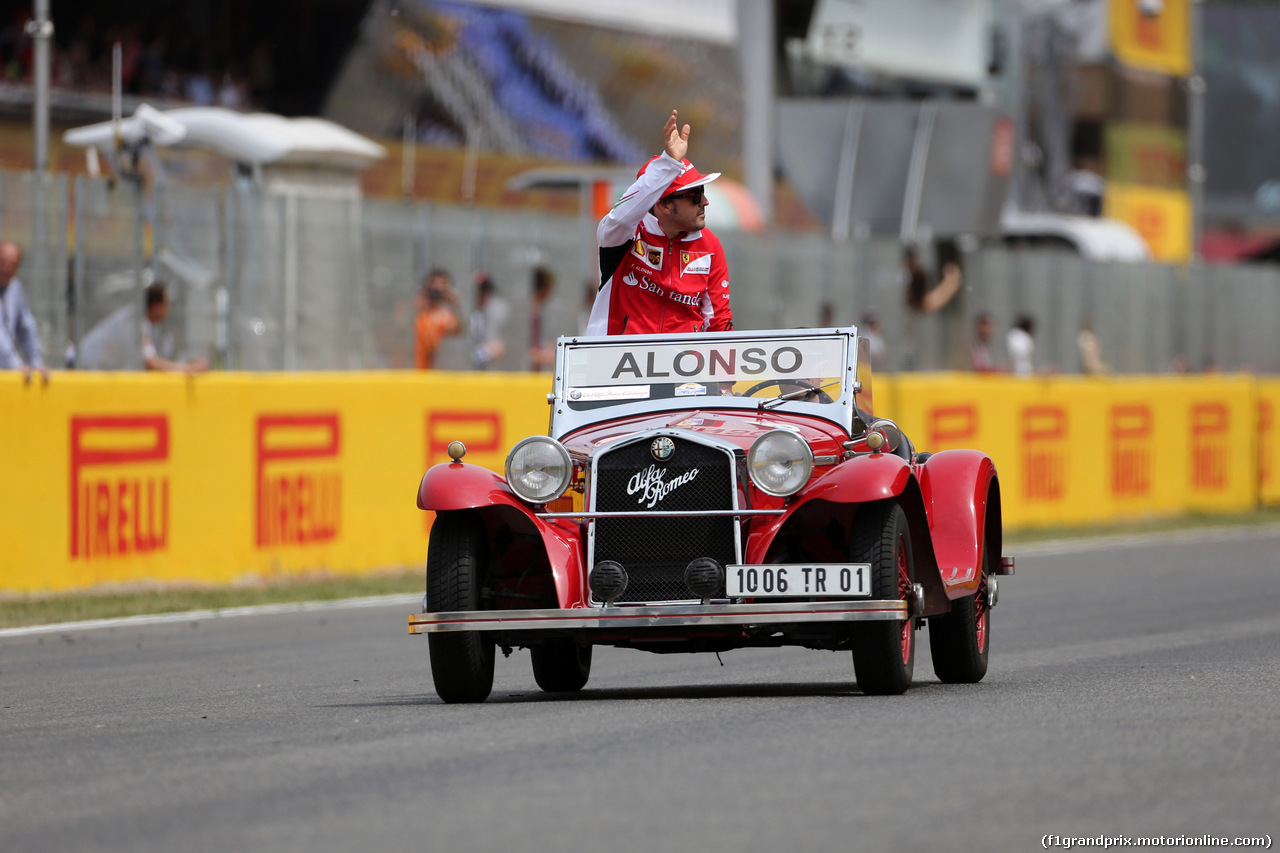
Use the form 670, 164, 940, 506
725, 564, 872, 598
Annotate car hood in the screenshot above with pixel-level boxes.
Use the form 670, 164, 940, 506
560, 409, 848, 458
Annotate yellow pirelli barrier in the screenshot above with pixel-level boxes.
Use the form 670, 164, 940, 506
1, 371, 550, 594
0, 370, 1273, 594
883, 374, 1259, 527
1261, 379, 1280, 506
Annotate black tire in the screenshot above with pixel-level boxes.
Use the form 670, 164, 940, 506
849, 501, 915, 695
426, 511, 495, 703
531, 639, 592, 693
928, 547, 991, 683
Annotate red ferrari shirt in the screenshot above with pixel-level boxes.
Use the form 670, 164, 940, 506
587, 154, 733, 336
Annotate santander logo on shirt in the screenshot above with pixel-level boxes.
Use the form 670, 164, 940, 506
622, 269, 666, 298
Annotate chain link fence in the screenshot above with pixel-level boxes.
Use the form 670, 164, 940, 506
3, 166, 1278, 375
1, 170, 69, 366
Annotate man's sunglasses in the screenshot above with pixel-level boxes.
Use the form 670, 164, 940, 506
666, 187, 705, 203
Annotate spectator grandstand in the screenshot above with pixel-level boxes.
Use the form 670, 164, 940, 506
2, 0, 740, 174
333, 1, 642, 163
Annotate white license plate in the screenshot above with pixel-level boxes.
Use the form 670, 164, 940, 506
725, 564, 872, 598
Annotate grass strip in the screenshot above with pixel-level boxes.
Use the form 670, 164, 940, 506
0, 569, 422, 631
3, 509, 1278, 630
1002, 507, 1280, 544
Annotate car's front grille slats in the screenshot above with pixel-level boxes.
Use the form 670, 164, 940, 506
591, 435, 738, 604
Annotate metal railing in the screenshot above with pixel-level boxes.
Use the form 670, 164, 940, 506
3, 166, 1277, 375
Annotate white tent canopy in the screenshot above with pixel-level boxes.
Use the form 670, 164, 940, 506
63, 105, 385, 171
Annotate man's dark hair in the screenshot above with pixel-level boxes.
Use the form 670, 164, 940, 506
904, 248, 927, 311
145, 282, 168, 310
533, 266, 554, 297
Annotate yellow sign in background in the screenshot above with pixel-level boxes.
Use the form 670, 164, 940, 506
1105, 182, 1192, 263
1109, 0, 1191, 77
2, 371, 1276, 594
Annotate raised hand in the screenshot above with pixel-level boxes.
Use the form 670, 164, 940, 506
663, 110, 690, 162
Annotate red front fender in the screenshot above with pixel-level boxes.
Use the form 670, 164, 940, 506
917, 449, 999, 597
744, 453, 913, 565
417, 461, 520, 511
417, 462, 585, 608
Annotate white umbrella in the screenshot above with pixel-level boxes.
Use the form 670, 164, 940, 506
62, 103, 187, 150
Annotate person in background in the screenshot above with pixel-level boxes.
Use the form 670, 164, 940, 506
1007, 314, 1036, 377
904, 247, 962, 315
529, 266, 556, 371
971, 312, 1000, 373
470, 271, 509, 369
1077, 317, 1109, 375
860, 310, 888, 371
578, 278, 596, 335
414, 268, 460, 370
587, 109, 733, 335
142, 281, 209, 373
0, 240, 49, 384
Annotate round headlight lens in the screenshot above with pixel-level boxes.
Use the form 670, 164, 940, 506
505, 437, 573, 504
747, 429, 814, 497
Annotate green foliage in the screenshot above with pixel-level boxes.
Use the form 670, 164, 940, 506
0, 569, 421, 630
4, 508, 1279, 630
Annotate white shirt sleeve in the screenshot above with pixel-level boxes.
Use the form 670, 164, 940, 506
596, 153, 683, 248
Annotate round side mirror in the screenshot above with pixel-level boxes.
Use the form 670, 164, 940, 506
868, 419, 902, 454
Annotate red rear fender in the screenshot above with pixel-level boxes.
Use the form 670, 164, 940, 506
917, 450, 999, 597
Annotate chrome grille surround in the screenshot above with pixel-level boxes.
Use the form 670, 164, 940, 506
588, 429, 742, 605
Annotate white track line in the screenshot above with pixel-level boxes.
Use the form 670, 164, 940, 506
0, 593, 421, 639
1011, 523, 1280, 557
4, 524, 1279, 639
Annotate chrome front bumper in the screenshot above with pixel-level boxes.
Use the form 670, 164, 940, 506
409, 599, 909, 634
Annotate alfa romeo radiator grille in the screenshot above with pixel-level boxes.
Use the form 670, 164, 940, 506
592, 436, 737, 603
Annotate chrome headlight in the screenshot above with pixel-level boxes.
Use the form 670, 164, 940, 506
747, 429, 814, 497
505, 437, 573, 504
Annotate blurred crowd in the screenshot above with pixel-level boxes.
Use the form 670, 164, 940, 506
413, 265, 560, 373
0, 10, 270, 110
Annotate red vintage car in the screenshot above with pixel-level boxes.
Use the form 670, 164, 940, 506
410, 328, 1012, 702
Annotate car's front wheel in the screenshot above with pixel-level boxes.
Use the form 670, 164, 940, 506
531, 639, 592, 692
849, 501, 915, 695
426, 511, 495, 703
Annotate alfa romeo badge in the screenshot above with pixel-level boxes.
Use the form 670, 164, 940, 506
650, 436, 675, 462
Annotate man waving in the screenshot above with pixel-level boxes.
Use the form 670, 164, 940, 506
587, 110, 733, 336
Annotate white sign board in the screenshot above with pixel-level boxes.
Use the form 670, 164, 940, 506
806, 0, 993, 88
565, 338, 847, 388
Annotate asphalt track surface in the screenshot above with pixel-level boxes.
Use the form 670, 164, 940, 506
3, 527, 1278, 853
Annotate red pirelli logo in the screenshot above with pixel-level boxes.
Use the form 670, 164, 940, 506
256, 414, 342, 548
1022, 406, 1067, 501
426, 411, 502, 465
1110, 405, 1152, 498
69, 415, 170, 560
1260, 399, 1273, 490
927, 405, 978, 448
424, 412, 502, 531
1190, 403, 1229, 491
